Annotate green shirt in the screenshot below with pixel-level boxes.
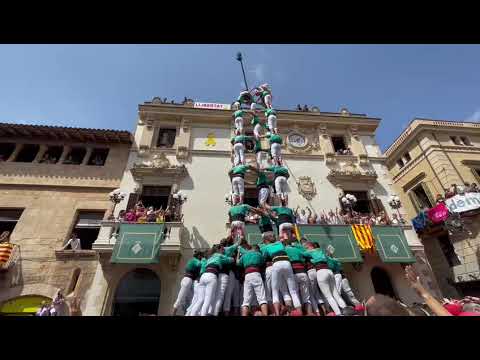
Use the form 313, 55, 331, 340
206, 253, 234, 270
231, 135, 252, 145
224, 243, 239, 257
200, 258, 208, 275
266, 165, 289, 178
265, 109, 276, 117
267, 134, 283, 145
233, 110, 245, 118
271, 206, 295, 222
305, 248, 328, 265
285, 244, 308, 263
259, 215, 273, 227
256, 172, 272, 187
260, 241, 286, 260
229, 204, 253, 218
231, 165, 249, 176
185, 257, 201, 274
238, 250, 265, 268
327, 256, 342, 273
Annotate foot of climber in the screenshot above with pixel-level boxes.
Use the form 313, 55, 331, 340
290, 309, 303, 317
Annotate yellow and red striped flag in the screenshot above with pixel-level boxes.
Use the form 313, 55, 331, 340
294, 224, 302, 241
0, 243, 14, 268
351, 224, 376, 254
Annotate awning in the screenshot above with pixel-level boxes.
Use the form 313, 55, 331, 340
372, 226, 415, 263
298, 225, 363, 263
110, 223, 165, 264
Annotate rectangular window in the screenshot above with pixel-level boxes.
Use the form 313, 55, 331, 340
437, 234, 461, 267
39, 146, 63, 164
460, 136, 472, 146
331, 136, 348, 154
0, 143, 15, 161
450, 136, 462, 145
87, 148, 109, 166
68, 211, 105, 250
140, 186, 172, 210
403, 152, 412, 162
0, 209, 24, 234
343, 191, 371, 214
412, 184, 433, 209
15, 144, 40, 162
156, 129, 177, 148
63, 147, 86, 165
397, 158, 405, 168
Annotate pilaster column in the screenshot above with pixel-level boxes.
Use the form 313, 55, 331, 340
81, 147, 93, 165
7, 143, 24, 162
33, 144, 48, 163
58, 145, 71, 164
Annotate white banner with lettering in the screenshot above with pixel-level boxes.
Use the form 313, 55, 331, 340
445, 193, 480, 213
194, 102, 231, 110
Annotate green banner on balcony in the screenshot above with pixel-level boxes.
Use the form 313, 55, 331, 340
298, 225, 363, 263
372, 226, 415, 263
110, 223, 165, 264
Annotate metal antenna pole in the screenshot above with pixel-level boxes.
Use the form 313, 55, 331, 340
236, 52, 249, 91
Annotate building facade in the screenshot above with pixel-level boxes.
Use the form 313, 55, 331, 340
385, 118, 480, 298
84, 99, 441, 316
0, 123, 131, 315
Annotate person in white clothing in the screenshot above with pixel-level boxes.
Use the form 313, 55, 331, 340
295, 206, 308, 225
63, 233, 81, 251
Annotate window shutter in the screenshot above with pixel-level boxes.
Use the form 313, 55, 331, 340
471, 168, 480, 184
420, 183, 435, 207
370, 198, 385, 216
408, 191, 420, 214
126, 193, 139, 211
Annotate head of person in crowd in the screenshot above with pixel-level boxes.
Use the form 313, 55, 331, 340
462, 302, 480, 313
207, 245, 219, 257
470, 183, 478, 192
193, 250, 204, 260
118, 210, 126, 220
262, 232, 275, 244
364, 294, 410, 316
304, 241, 315, 250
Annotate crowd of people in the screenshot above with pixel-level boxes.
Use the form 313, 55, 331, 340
35, 291, 66, 316
335, 147, 353, 155
440, 182, 479, 201
118, 201, 182, 223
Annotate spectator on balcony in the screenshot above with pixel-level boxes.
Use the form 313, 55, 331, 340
307, 208, 317, 224
124, 209, 137, 222
63, 232, 81, 251
164, 208, 173, 222
391, 213, 400, 225
468, 183, 478, 193
118, 210, 126, 222
146, 206, 157, 222
294, 206, 308, 225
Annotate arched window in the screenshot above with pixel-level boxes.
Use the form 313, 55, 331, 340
112, 268, 160, 316
371, 267, 397, 299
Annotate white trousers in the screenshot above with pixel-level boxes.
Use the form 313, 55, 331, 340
334, 273, 343, 295
271, 143, 281, 161
271, 260, 301, 308
185, 280, 199, 316
256, 151, 268, 169
295, 272, 311, 305
233, 143, 245, 166
341, 277, 361, 306
307, 269, 321, 313
231, 177, 245, 196
223, 271, 236, 312
316, 268, 346, 315
211, 273, 229, 315
258, 187, 270, 206
265, 265, 291, 304
195, 272, 218, 316
242, 272, 267, 307
173, 276, 193, 310
275, 176, 288, 198
235, 117, 244, 133
264, 94, 272, 109
253, 123, 263, 139
267, 114, 277, 132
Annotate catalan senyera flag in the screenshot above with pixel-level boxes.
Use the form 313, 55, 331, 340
351, 224, 376, 254
0, 242, 15, 268
294, 224, 302, 241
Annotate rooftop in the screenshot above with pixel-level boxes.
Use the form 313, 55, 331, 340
0, 122, 133, 144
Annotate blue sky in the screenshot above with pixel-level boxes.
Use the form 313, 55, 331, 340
1, 44, 479, 150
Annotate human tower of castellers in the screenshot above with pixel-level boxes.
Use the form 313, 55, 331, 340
172, 85, 362, 316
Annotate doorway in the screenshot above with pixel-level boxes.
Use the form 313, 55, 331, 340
371, 267, 397, 299
112, 268, 161, 316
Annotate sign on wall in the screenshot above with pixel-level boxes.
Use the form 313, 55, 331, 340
194, 102, 231, 110
445, 193, 480, 213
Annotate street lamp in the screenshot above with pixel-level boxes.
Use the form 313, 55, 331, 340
108, 188, 127, 219
388, 195, 404, 223
341, 193, 357, 215
236, 52, 249, 91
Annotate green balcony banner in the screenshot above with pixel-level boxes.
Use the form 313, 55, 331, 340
110, 223, 165, 264
372, 226, 415, 263
298, 225, 363, 263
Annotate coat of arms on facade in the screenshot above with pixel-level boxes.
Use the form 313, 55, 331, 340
205, 132, 216, 147
297, 176, 317, 200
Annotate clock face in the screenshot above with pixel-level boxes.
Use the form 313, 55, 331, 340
288, 133, 306, 148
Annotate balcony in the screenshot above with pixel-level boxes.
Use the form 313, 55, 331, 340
92, 221, 183, 270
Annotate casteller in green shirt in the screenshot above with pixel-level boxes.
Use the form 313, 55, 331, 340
270, 206, 295, 223
237, 249, 265, 269
229, 204, 253, 221
185, 257, 202, 275
231, 164, 250, 177
265, 165, 289, 178
256, 171, 272, 188
231, 135, 252, 145
267, 133, 283, 145
327, 256, 342, 273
